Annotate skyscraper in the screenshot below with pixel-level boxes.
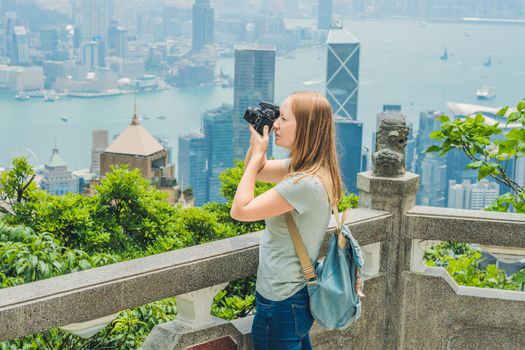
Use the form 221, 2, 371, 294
335, 116, 363, 194
318, 0, 333, 29
115, 26, 127, 58
203, 103, 234, 203
90, 129, 109, 175
233, 45, 275, 160
192, 0, 214, 52
415, 110, 447, 207
82, 40, 105, 67
11, 26, 29, 65
178, 132, 207, 206
78, 0, 114, 43
326, 29, 360, 120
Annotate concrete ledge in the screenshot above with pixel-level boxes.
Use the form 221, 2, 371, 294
0, 232, 263, 341
422, 266, 525, 301
406, 206, 525, 248
400, 272, 525, 349
0, 209, 388, 341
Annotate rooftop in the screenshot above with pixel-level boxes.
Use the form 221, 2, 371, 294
104, 115, 164, 156
327, 28, 360, 44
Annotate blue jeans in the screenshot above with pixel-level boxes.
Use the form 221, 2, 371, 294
252, 286, 314, 350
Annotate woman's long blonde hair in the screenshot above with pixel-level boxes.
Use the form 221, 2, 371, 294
286, 91, 343, 206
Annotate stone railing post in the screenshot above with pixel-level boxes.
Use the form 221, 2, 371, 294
358, 116, 419, 349
141, 283, 253, 350
357, 171, 419, 349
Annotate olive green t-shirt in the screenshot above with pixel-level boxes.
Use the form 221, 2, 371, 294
255, 165, 331, 301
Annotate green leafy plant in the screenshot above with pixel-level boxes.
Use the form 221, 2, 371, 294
426, 99, 525, 212
424, 241, 523, 291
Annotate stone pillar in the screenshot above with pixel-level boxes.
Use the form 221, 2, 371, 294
357, 171, 419, 349
141, 283, 253, 350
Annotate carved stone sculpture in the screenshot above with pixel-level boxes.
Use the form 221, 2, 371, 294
372, 118, 409, 177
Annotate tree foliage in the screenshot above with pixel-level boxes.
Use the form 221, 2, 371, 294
426, 99, 525, 212
0, 157, 359, 348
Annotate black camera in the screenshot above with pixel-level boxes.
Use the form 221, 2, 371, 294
243, 101, 280, 135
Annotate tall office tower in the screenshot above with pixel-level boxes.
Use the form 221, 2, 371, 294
192, 0, 214, 52
82, 39, 105, 67
11, 26, 29, 65
90, 129, 109, 175
2, 12, 18, 60
78, 0, 114, 43
155, 135, 173, 165
178, 133, 207, 206
115, 26, 127, 58
415, 110, 447, 207
448, 179, 500, 210
107, 19, 118, 50
40, 27, 59, 53
203, 103, 234, 204
40, 148, 80, 196
233, 45, 275, 160
335, 115, 363, 194
326, 29, 360, 120
318, 0, 333, 29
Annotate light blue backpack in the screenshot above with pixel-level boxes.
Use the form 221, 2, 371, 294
285, 205, 365, 330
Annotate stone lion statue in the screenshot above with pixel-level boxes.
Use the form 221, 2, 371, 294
372, 118, 409, 177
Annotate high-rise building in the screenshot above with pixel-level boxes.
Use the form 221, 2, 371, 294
90, 129, 109, 175
318, 0, 333, 29
192, 0, 214, 52
115, 26, 127, 58
107, 19, 118, 50
155, 135, 174, 165
326, 29, 360, 120
233, 44, 275, 160
40, 28, 59, 53
78, 0, 114, 43
448, 179, 500, 210
335, 115, 363, 194
2, 12, 19, 60
203, 103, 234, 203
82, 39, 105, 67
40, 148, 80, 196
178, 132, 207, 206
11, 26, 29, 65
415, 110, 447, 207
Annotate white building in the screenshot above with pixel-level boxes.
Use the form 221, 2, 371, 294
0, 65, 44, 92
448, 179, 500, 210
90, 129, 109, 175
40, 148, 80, 196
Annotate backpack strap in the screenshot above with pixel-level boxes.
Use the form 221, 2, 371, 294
285, 212, 318, 285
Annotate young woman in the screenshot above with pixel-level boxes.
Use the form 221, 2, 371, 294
230, 91, 343, 350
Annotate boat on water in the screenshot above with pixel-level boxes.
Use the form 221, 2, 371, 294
440, 47, 448, 60
476, 86, 496, 99
483, 56, 492, 67
15, 91, 30, 100
157, 115, 166, 120
61, 116, 69, 122
44, 91, 60, 102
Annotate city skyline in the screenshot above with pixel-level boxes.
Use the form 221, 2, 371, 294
0, 1, 524, 209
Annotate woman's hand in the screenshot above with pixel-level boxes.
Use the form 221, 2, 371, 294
248, 125, 269, 170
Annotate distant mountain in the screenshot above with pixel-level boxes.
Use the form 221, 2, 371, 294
2, 0, 70, 30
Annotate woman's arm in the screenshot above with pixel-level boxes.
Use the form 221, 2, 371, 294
231, 126, 293, 222
244, 145, 288, 183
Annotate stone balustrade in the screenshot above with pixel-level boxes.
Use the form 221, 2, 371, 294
0, 171, 524, 349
